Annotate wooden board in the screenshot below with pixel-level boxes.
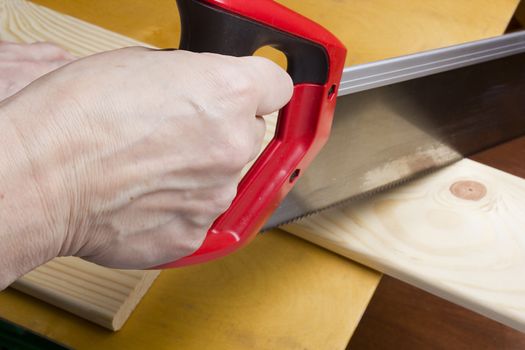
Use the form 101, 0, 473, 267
0, 0, 146, 54
348, 275, 525, 350
284, 159, 525, 332
0, 1, 380, 348
12, 258, 159, 331
349, 138, 525, 349
516, 1, 525, 27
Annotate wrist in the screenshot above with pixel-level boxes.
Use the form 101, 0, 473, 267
0, 100, 64, 289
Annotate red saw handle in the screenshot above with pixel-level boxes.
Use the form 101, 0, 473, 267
157, 0, 346, 268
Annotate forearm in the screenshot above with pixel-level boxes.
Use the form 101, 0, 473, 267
0, 102, 59, 289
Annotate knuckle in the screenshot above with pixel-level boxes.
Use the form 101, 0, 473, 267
164, 227, 208, 261
185, 230, 208, 255
188, 186, 237, 227
248, 56, 276, 71
174, 186, 239, 258
209, 64, 258, 102
209, 128, 255, 172
212, 185, 237, 213
227, 73, 256, 98
222, 135, 254, 169
184, 241, 202, 257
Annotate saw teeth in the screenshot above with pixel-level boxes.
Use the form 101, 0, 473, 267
261, 159, 459, 231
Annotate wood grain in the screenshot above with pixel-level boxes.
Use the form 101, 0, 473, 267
284, 159, 525, 332
12, 258, 159, 331
0, 0, 147, 55
348, 136, 525, 350
30, 0, 520, 66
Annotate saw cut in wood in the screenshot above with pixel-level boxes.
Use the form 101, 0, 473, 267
284, 159, 525, 332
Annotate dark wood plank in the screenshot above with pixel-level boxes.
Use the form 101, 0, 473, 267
348, 276, 525, 350
471, 136, 525, 178
347, 136, 525, 349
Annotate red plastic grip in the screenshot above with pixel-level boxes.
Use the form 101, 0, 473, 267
157, 0, 346, 268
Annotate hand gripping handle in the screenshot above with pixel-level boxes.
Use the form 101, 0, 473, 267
157, 0, 346, 268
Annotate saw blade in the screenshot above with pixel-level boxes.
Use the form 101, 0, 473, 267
264, 30, 525, 230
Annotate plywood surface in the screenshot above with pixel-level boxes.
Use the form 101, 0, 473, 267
1, 233, 379, 350
285, 158, 525, 332
0, 1, 380, 348
31, 0, 520, 66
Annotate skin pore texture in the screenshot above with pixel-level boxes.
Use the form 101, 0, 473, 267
0, 43, 293, 290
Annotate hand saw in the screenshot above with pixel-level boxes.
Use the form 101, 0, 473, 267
158, 0, 525, 268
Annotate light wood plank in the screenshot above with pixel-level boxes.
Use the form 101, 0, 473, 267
12, 258, 159, 330
284, 159, 525, 332
0, 0, 147, 55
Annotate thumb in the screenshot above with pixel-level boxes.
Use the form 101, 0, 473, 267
239, 56, 294, 116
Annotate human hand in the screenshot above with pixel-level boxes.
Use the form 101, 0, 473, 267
0, 41, 74, 101
0, 46, 292, 286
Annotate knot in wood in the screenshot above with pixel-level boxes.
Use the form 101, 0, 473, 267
449, 180, 487, 201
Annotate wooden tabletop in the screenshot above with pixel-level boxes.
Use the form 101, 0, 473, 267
0, 0, 519, 349
1, 231, 379, 350
31, 0, 519, 66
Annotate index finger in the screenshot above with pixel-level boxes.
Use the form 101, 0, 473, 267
239, 56, 294, 116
